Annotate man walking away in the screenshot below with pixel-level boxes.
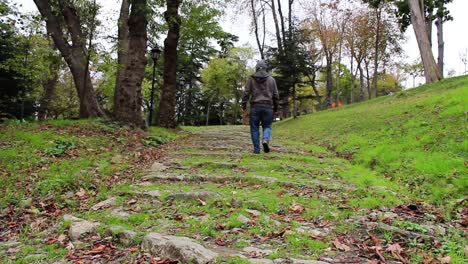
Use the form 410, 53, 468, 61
242, 60, 279, 154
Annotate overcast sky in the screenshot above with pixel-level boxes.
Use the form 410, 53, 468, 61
12, 0, 468, 85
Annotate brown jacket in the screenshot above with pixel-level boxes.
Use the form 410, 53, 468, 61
242, 71, 279, 112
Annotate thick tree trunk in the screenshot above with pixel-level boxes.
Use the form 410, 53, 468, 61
33, 0, 103, 118
114, 0, 148, 129
159, 0, 182, 128
409, 0, 442, 83
436, 16, 444, 78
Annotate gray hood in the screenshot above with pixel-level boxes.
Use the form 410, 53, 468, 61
252, 70, 270, 84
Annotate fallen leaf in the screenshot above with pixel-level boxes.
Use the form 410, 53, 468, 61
289, 202, 305, 214
85, 244, 106, 255
439, 256, 451, 264
76, 188, 86, 197
127, 199, 137, 205
214, 237, 226, 246
332, 238, 351, 251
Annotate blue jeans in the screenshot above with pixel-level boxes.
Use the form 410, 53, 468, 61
250, 106, 273, 153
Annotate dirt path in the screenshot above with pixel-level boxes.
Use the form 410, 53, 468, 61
57, 126, 461, 263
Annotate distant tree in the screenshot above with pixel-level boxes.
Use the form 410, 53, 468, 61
402, 59, 424, 87
201, 57, 234, 126
308, 1, 341, 107
460, 48, 468, 75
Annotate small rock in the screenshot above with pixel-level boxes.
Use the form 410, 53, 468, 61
383, 212, 399, 219
242, 246, 273, 257
291, 258, 329, 264
150, 162, 168, 172
308, 229, 326, 238
144, 190, 162, 198
111, 154, 125, 164
246, 209, 262, 217
107, 226, 137, 246
142, 233, 218, 264
69, 220, 99, 241
249, 259, 274, 264
237, 214, 251, 225
63, 214, 82, 222
24, 254, 47, 261
421, 224, 446, 236
109, 207, 131, 219
0, 241, 21, 250
273, 259, 287, 263
167, 191, 219, 201
19, 198, 32, 208
91, 197, 117, 211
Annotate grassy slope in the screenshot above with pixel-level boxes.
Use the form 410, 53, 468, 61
0, 120, 177, 262
0, 120, 176, 208
275, 76, 468, 206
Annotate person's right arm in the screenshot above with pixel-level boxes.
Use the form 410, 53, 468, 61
241, 77, 253, 111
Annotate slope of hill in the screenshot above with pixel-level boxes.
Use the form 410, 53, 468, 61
275, 76, 468, 206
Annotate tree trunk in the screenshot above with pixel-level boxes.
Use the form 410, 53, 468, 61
206, 96, 214, 126
33, 0, 103, 118
409, 0, 442, 83
159, 0, 182, 128
365, 60, 371, 100
270, 0, 283, 52
292, 83, 297, 118
251, 0, 264, 59
276, 0, 287, 45
359, 64, 365, 101
350, 57, 355, 104
372, 6, 381, 99
436, 16, 444, 78
38, 60, 60, 121
114, 0, 148, 128
326, 54, 333, 107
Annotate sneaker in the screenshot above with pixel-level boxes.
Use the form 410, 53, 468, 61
262, 141, 270, 153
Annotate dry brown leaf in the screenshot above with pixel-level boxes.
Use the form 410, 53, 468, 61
289, 202, 305, 214
332, 238, 351, 251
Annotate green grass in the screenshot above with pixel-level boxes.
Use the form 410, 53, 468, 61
275, 75, 468, 206
0, 119, 177, 209
0, 119, 177, 263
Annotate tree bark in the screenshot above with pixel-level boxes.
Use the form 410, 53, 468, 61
372, 7, 382, 99
436, 16, 444, 77
270, 0, 283, 52
276, 0, 287, 44
325, 53, 333, 107
251, 0, 264, 59
159, 0, 182, 128
33, 0, 103, 118
409, 0, 442, 83
38, 60, 60, 121
359, 64, 365, 101
114, 0, 148, 128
